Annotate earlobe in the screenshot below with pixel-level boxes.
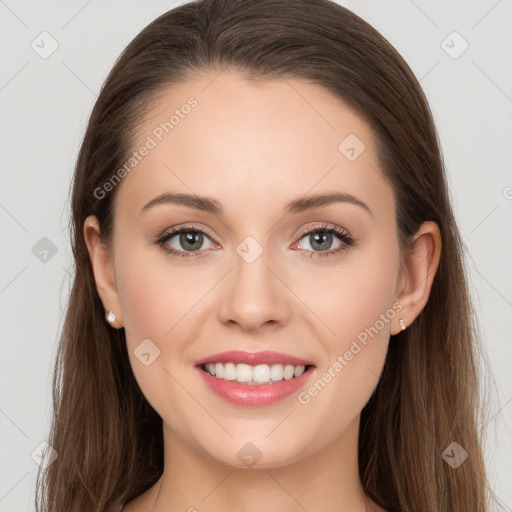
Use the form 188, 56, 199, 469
393, 221, 442, 334
83, 215, 124, 328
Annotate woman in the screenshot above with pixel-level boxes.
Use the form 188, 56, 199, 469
35, 0, 497, 511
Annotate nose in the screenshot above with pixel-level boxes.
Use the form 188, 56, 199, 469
217, 244, 290, 333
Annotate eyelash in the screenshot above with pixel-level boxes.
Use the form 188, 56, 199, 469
154, 223, 355, 259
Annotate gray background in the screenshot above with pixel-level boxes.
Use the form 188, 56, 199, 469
1, 0, 511, 510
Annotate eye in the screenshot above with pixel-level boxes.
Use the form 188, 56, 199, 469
292, 223, 355, 258
155, 223, 355, 259
155, 225, 217, 258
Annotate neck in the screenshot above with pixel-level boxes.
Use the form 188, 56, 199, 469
139, 415, 382, 512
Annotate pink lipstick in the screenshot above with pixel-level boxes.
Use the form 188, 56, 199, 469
195, 350, 316, 406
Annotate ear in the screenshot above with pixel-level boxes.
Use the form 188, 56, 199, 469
83, 215, 123, 328
392, 221, 442, 335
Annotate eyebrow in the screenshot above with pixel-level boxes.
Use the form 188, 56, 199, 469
139, 191, 373, 217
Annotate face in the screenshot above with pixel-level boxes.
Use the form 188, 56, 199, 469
104, 70, 404, 469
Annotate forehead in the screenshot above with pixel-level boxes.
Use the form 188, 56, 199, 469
114, 70, 393, 223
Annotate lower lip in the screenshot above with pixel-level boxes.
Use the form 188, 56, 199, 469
196, 365, 316, 406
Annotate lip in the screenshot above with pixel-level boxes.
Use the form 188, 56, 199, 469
196, 364, 316, 406
194, 350, 316, 407
194, 350, 315, 367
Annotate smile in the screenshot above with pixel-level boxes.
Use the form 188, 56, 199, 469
195, 350, 317, 406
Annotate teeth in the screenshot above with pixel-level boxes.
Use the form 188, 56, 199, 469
223, 362, 236, 380
202, 363, 308, 384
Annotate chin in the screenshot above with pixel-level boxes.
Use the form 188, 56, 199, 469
202, 436, 309, 471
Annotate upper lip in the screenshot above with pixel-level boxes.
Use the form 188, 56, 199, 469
195, 350, 315, 367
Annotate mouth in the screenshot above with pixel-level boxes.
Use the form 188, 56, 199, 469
194, 351, 317, 406
199, 362, 315, 385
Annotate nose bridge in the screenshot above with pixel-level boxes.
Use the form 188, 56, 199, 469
218, 231, 288, 331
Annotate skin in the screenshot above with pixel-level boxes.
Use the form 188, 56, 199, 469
84, 70, 441, 512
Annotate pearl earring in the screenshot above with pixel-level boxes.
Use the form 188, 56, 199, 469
399, 319, 406, 331
106, 311, 116, 324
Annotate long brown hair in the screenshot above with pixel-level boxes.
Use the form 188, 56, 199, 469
36, 0, 500, 510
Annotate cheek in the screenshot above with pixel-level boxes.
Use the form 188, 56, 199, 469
115, 244, 195, 416
116, 242, 195, 344
296, 241, 399, 350
115, 242, 212, 388
299, 239, 399, 409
